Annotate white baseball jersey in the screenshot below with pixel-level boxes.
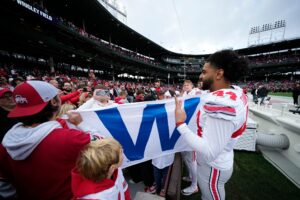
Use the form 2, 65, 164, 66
178, 85, 248, 170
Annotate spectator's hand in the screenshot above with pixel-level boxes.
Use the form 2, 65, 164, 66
58, 89, 64, 97
175, 96, 186, 124
67, 111, 82, 126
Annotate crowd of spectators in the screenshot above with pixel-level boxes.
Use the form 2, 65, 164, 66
17, 0, 161, 67
56, 16, 161, 67
0, 64, 183, 199
57, 13, 300, 72
1, 60, 299, 100
0, 65, 182, 107
11, 0, 300, 74
248, 52, 300, 66
235, 79, 298, 93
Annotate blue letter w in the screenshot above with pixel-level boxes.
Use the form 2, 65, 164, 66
96, 98, 200, 161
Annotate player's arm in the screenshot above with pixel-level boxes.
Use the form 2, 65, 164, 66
177, 117, 234, 162
175, 96, 235, 162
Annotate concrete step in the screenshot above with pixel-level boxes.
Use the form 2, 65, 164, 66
134, 191, 165, 200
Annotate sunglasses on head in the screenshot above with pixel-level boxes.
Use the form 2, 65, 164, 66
96, 90, 110, 96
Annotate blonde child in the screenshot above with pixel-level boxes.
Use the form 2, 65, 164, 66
71, 138, 130, 200
78, 92, 92, 107
56, 103, 76, 119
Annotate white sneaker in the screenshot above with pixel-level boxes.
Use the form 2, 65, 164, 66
181, 185, 199, 196
182, 176, 192, 182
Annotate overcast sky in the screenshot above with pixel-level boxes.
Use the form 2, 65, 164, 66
116, 0, 300, 54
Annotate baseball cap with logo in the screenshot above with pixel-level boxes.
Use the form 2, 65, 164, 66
8, 81, 59, 118
0, 87, 12, 98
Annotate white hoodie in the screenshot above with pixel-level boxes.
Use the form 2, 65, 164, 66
2, 121, 62, 160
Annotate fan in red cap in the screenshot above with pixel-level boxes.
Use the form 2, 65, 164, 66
8, 81, 59, 118
1, 80, 104, 200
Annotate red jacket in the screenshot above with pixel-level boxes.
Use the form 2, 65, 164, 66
0, 125, 91, 200
61, 91, 80, 104
71, 168, 130, 200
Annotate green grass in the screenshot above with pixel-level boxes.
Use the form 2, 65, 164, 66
269, 92, 292, 97
180, 151, 300, 200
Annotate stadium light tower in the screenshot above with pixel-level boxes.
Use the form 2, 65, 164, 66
248, 20, 286, 46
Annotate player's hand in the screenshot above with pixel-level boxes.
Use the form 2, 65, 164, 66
175, 96, 186, 124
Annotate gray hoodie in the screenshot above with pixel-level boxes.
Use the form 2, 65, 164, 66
2, 121, 62, 160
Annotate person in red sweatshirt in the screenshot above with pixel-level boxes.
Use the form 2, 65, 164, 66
0, 80, 101, 200
71, 138, 131, 200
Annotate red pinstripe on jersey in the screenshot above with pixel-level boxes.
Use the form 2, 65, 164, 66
196, 110, 202, 137
210, 168, 220, 200
203, 104, 236, 116
231, 106, 248, 138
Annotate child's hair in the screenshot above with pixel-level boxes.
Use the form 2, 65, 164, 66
78, 92, 92, 106
56, 103, 76, 118
76, 138, 122, 182
183, 80, 193, 86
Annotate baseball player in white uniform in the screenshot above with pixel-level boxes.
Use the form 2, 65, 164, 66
175, 50, 249, 200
